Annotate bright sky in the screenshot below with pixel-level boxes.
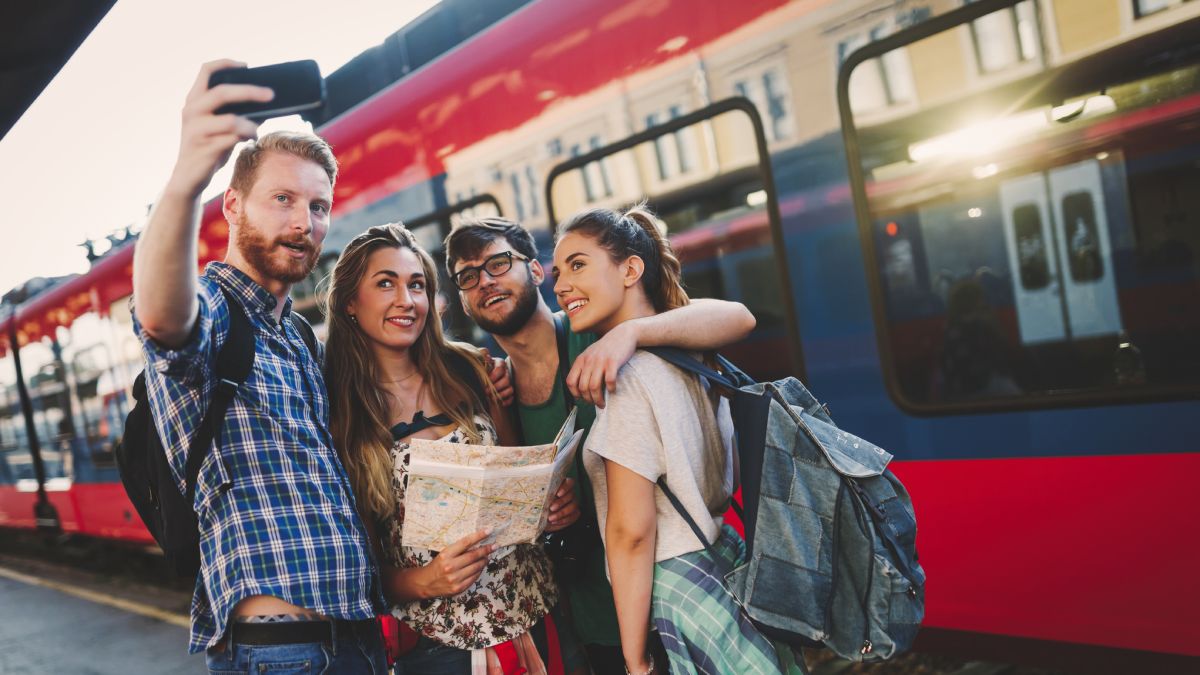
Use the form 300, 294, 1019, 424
0, 0, 439, 295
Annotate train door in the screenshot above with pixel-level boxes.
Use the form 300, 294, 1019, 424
1000, 173, 1066, 344
1000, 160, 1123, 346
544, 98, 805, 382
1047, 160, 1122, 339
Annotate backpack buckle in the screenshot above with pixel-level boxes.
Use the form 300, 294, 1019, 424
217, 377, 240, 395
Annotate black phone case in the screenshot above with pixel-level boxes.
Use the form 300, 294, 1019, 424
209, 60, 325, 121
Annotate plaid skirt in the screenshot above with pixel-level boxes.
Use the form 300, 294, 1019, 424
651, 525, 807, 675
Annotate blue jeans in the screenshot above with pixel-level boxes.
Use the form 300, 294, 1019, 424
206, 620, 387, 674
392, 636, 471, 675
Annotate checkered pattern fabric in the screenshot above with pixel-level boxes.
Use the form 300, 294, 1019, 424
652, 525, 806, 674
134, 262, 383, 654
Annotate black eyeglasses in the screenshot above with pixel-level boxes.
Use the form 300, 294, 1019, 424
452, 250, 531, 290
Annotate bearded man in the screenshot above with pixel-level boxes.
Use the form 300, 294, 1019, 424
133, 61, 389, 673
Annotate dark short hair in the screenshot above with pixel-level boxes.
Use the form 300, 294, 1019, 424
444, 217, 538, 277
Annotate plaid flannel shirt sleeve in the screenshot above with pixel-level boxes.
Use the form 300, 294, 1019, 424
131, 283, 222, 386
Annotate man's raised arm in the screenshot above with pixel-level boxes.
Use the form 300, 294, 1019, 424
567, 298, 756, 405
132, 60, 271, 348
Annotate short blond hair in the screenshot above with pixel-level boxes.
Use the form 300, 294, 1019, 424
229, 130, 338, 193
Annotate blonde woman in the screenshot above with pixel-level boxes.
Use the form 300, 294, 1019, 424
324, 224, 569, 674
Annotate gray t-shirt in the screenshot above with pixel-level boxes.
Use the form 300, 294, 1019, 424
584, 350, 736, 564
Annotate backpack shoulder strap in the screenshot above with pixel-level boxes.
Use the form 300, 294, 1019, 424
182, 288, 255, 500
553, 312, 573, 414
644, 346, 751, 390
289, 310, 320, 360
657, 477, 716, 553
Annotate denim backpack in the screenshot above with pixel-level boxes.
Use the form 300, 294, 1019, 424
647, 348, 925, 662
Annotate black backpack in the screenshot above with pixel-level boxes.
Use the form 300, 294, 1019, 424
116, 290, 318, 578
647, 347, 924, 662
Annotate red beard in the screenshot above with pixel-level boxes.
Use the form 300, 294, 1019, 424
233, 216, 321, 284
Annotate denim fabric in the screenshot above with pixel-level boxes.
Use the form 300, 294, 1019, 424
205, 621, 387, 674
723, 378, 925, 662
391, 636, 472, 675
642, 348, 924, 663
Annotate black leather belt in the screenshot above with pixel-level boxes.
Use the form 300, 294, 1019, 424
230, 618, 375, 646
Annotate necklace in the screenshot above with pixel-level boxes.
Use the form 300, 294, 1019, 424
381, 370, 420, 385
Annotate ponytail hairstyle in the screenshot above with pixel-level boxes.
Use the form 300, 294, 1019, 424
322, 223, 495, 524
555, 202, 689, 312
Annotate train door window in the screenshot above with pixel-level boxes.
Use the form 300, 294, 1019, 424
840, 0, 1200, 411
1013, 204, 1051, 290
547, 99, 805, 382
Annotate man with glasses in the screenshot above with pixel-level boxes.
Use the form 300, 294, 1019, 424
444, 217, 755, 674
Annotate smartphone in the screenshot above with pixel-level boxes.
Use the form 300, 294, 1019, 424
209, 60, 325, 121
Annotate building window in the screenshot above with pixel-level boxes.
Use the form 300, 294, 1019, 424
507, 164, 540, 221
1134, 0, 1187, 18
509, 172, 525, 220
525, 165, 540, 217
645, 108, 698, 181
968, 0, 1039, 73
571, 136, 614, 203
733, 65, 796, 142
839, 26, 916, 114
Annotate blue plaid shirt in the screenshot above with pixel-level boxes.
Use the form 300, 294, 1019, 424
133, 262, 384, 653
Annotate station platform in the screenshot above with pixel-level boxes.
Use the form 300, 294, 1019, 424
0, 555, 202, 673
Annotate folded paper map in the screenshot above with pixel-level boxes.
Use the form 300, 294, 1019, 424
401, 408, 582, 551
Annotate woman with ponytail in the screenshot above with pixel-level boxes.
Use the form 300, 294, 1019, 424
552, 206, 804, 675
325, 223, 568, 674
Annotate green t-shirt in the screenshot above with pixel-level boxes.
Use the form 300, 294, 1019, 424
515, 312, 620, 647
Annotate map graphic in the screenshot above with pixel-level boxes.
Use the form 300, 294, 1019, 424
402, 409, 581, 551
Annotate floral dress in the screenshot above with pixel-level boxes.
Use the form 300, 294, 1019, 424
382, 414, 558, 649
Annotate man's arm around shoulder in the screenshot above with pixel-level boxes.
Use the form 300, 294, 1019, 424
567, 298, 755, 406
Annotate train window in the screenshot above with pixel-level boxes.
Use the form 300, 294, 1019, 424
68, 338, 124, 468
407, 194, 505, 343
289, 252, 340, 324
546, 99, 805, 382
840, 0, 1200, 412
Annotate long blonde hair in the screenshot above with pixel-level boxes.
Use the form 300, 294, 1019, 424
323, 223, 494, 523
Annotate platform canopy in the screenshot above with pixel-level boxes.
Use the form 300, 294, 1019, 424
0, 0, 116, 141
